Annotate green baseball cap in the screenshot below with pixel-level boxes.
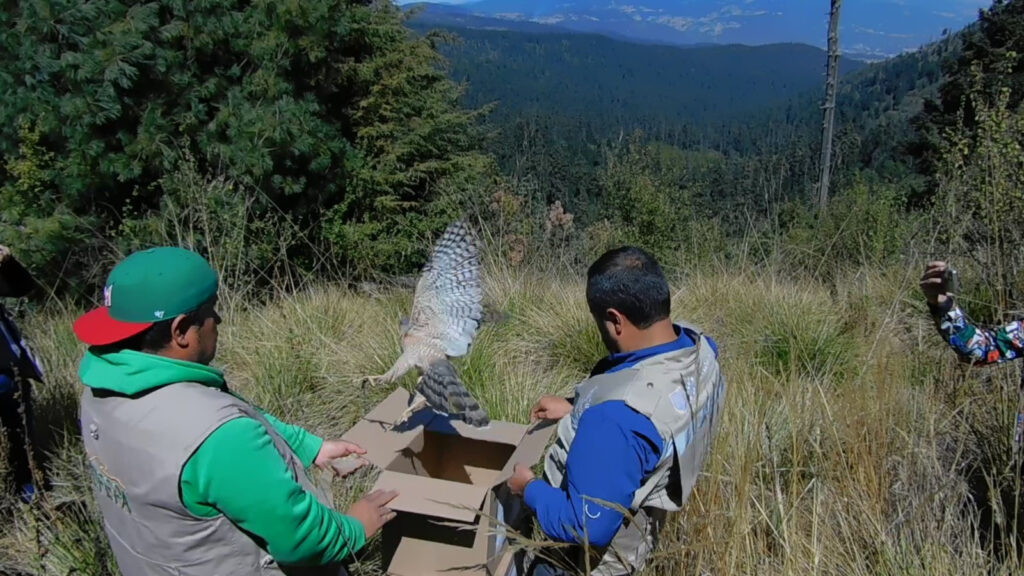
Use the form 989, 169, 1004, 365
72, 247, 219, 346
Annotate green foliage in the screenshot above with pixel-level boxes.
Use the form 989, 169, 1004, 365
754, 302, 853, 386
406, 24, 868, 136
776, 176, 917, 279
595, 136, 730, 268
0, 0, 993, 291
934, 56, 1024, 320
404, 16, 969, 222
1, 121, 54, 216
0, 0, 491, 292
116, 154, 301, 299
913, 0, 1024, 187
597, 136, 688, 262
823, 180, 913, 265
0, 120, 98, 296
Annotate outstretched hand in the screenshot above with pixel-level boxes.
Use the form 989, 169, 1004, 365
315, 439, 368, 477
919, 261, 953, 307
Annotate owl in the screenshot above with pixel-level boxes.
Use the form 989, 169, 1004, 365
364, 221, 490, 428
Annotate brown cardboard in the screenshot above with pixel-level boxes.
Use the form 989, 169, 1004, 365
341, 388, 557, 576
372, 470, 487, 523
496, 419, 557, 484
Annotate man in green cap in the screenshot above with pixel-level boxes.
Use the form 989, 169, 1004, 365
72, 246, 397, 575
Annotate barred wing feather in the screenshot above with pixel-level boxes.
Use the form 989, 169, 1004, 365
407, 221, 483, 357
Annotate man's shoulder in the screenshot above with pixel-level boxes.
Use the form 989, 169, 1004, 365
579, 400, 659, 436
199, 414, 268, 447
577, 400, 664, 460
673, 320, 719, 358
702, 335, 719, 357
154, 380, 241, 403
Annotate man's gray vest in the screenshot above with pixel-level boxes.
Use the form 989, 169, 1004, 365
79, 381, 347, 576
541, 322, 726, 575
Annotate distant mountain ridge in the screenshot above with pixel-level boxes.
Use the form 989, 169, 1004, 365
404, 2, 720, 46
403, 18, 870, 132
402, 5, 967, 186
403, 0, 986, 60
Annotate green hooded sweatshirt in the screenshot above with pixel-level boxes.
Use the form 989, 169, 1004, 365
78, 349, 366, 566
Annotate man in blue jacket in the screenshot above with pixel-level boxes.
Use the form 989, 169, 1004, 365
507, 246, 726, 575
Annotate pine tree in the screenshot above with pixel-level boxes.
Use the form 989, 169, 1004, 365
0, 0, 493, 286
911, 0, 1024, 186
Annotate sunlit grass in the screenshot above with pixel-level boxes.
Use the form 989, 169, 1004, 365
1, 257, 1023, 575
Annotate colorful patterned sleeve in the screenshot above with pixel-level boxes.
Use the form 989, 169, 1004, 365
930, 301, 1024, 365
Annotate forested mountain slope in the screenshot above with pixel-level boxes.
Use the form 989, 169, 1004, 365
406, 20, 868, 132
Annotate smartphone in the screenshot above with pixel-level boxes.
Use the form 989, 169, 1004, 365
943, 267, 960, 296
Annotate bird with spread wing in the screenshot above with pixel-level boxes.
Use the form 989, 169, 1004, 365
363, 220, 490, 429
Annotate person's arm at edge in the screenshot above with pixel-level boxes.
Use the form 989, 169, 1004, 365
180, 417, 363, 566
928, 298, 1024, 365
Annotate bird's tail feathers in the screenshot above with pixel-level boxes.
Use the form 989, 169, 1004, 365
418, 358, 490, 427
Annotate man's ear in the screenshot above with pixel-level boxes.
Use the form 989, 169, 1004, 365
169, 314, 192, 349
606, 308, 627, 336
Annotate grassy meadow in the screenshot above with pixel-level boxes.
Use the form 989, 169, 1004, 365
1, 240, 1023, 576
2, 0, 1023, 574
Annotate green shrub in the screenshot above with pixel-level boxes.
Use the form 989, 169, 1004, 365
0, 0, 492, 293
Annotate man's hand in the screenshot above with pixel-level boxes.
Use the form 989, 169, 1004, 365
347, 489, 399, 539
530, 396, 572, 422
314, 439, 368, 477
920, 261, 953, 307
507, 463, 535, 496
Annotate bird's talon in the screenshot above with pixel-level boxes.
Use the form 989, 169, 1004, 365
390, 409, 413, 431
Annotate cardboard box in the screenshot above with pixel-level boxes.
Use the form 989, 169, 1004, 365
341, 388, 556, 576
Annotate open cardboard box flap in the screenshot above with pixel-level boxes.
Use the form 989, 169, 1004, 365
495, 418, 558, 484
343, 388, 558, 483
372, 470, 487, 523
343, 389, 532, 468
340, 388, 559, 576
341, 389, 420, 469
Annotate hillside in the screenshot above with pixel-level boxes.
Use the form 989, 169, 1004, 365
405, 20, 869, 131
736, 29, 965, 175
400, 15, 964, 210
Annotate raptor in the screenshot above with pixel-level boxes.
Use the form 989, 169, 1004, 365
364, 221, 490, 429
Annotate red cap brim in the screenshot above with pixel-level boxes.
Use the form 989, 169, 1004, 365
72, 307, 154, 347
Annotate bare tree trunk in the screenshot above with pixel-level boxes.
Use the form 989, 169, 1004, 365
817, 0, 842, 215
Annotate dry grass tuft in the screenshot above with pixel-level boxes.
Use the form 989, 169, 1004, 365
1, 257, 1023, 575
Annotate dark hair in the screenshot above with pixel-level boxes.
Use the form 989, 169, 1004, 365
119, 319, 176, 353
586, 246, 670, 329
117, 298, 214, 353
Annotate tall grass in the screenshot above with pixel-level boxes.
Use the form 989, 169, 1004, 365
2, 245, 1023, 575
